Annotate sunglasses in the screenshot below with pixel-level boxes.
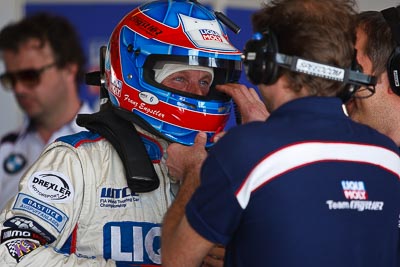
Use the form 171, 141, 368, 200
0, 62, 57, 91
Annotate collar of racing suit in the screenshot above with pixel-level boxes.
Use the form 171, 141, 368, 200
76, 102, 160, 193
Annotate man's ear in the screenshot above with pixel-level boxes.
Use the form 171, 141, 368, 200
62, 63, 79, 83
381, 71, 398, 95
66, 63, 78, 76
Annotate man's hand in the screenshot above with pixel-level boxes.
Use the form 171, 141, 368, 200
216, 83, 269, 124
201, 244, 225, 267
166, 132, 208, 182
162, 132, 215, 267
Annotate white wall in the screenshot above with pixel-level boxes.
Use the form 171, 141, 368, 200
0, 0, 24, 138
0, 0, 399, 138
358, 0, 400, 10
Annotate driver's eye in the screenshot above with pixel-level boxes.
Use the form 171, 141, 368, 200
174, 77, 185, 82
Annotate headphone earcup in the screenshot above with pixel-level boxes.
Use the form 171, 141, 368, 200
386, 46, 400, 96
261, 30, 279, 85
243, 29, 279, 85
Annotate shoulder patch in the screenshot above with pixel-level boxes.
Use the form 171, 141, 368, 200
12, 193, 69, 232
56, 131, 103, 148
5, 239, 40, 263
28, 171, 74, 203
3, 216, 56, 244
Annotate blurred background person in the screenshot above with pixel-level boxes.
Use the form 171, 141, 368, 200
0, 12, 93, 210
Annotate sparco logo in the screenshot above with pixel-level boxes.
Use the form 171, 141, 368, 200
28, 171, 74, 203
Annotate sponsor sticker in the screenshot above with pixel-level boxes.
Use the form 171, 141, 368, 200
341, 180, 367, 200
1, 229, 48, 245
3, 216, 55, 244
179, 14, 237, 51
13, 193, 69, 232
99, 187, 140, 209
109, 74, 122, 97
130, 14, 163, 38
326, 180, 384, 212
5, 239, 40, 263
199, 29, 223, 42
28, 171, 74, 203
103, 221, 161, 265
139, 92, 159, 105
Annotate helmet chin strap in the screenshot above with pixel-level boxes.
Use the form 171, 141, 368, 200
76, 102, 160, 193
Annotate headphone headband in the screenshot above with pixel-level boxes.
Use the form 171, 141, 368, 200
273, 53, 376, 86
243, 31, 377, 90
381, 6, 400, 96
381, 7, 400, 45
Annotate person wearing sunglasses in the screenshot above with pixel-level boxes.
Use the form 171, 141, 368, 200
0, 13, 93, 211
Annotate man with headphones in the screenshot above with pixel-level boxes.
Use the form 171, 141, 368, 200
346, 6, 400, 148
162, 0, 400, 266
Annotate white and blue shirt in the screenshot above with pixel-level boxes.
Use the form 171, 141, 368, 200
0, 102, 93, 211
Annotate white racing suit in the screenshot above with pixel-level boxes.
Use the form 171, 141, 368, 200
0, 126, 176, 266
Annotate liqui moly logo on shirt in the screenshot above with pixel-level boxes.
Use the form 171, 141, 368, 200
199, 29, 223, 42
341, 180, 368, 200
103, 221, 161, 265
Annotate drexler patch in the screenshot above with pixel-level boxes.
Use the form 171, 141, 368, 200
28, 171, 74, 203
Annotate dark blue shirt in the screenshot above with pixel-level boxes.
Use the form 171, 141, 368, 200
186, 97, 400, 267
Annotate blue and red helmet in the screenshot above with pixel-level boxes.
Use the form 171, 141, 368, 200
104, 0, 242, 146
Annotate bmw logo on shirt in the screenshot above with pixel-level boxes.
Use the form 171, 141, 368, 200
3, 153, 27, 174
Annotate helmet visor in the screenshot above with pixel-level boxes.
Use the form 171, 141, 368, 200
143, 55, 242, 101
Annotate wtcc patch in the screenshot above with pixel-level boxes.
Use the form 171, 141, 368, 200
13, 193, 69, 232
28, 171, 74, 203
99, 187, 140, 209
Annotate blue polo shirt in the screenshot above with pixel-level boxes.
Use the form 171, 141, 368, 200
186, 97, 400, 267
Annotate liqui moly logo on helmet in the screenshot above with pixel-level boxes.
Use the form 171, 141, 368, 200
179, 14, 238, 52
341, 180, 368, 200
199, 29, 223, 42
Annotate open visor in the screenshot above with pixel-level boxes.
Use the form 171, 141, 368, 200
143, 54, 242, 101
